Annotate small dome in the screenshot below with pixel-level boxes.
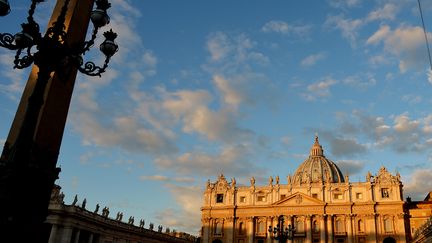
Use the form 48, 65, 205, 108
292, 136, 344, 184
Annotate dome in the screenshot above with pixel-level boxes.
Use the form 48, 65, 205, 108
292, 136, 345, 184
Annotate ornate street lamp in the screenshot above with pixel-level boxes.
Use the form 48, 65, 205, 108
0, 0, 118, 241
268, 215, 296, 243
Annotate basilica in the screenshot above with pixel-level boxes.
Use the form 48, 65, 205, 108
200, 136, 417, 243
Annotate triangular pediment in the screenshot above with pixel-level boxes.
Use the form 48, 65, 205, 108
273, 192, 325, 206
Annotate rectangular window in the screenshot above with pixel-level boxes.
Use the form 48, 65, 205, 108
333, 193, 343, 200
356, 193, 363, 199
381, 188, 390, 198
384, 218, 393, 232
312, 193, 318, 199
280, 194, 286, 200
257, 195, 266, 202
216, 194, 224, 203
239, 196, 246, 203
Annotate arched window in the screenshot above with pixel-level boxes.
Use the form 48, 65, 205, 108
313, 220, 319, 233
238, 222, 245, 235
358, 219, 364, 232
384, 218, 393, 233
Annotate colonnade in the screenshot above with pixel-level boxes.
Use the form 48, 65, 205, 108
205, 214, 384, 243
48, 225, 96, 243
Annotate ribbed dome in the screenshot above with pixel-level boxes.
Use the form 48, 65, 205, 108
292, 136, 345, 184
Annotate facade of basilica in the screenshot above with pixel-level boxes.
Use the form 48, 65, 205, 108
201, 136, 410, 243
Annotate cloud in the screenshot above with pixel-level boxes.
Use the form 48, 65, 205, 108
342, 73, 377, 89
327, 0, 360, 9
428, 69, 432, 84
366, 25, 391, 45
73, 112, 178, 154
325, 15, 363, 47
0, 53, 26, 101
213, 75, 244, 108
206, 32, 233, 62
404, 169, 432, 200
302, 77, 337, 101
367, 25, 431, 72
401, 94, 422, 104
161, 89, 253, 142
393, 113, 419, 133
301, 52, 327, 67
154, 144, 266, 177
261, 20, 311, 36
154, 184, 203, 234
139, 175, 194, 183
326, 110, 432, 154
262, 20, 289, 34
366, 3, 399, 22
336, 160, 366, 176
325, 134, 368, 157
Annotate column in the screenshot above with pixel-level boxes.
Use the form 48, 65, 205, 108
88, 233, 93, 243
327, 215, 334, 243
73, 229, 81, 243
48, 224, 58, 243
367, 214, 377, 243
202, 218, 210, 243
347, 216, 353, 243
247, 217, 254, 243
266, 216, 273, 243
60, 226, 73, 243
306, 215, 312, 242
287, 216, 293, 243
226, 217, 234, 242
320, 216, 326, 243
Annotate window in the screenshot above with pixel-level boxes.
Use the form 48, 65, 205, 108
239, 196, 246, 203
384, 218, 393, 232
358, 220, 364, 232
381, 188, 390, 198
257, 195, 266, 202
216, 194, 224, 203
312, 193, 318, 199
358, 237, 366, 243
295, 219, 304, 232
257, 221, 266, 233
280, 194, 286, 200
238, 222, 245, 235
313, 220, 319, 232
335, 219, 345, 233
215, 221, 223, 235
356, 193, 363, 200
333, 193, 343, 200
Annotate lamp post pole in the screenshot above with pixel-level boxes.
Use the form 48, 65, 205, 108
268, 215, 296, 243
0, 0, 118, 241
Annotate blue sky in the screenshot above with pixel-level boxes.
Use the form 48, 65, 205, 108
1, 0, 432, 235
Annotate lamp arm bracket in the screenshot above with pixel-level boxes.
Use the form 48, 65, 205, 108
77, 56, 111, 77
0, 33, 19, 50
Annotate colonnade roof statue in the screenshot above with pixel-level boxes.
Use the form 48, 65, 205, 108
292, 135, 345, 184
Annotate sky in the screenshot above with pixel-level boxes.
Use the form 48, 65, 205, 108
1, 0, 432, 235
